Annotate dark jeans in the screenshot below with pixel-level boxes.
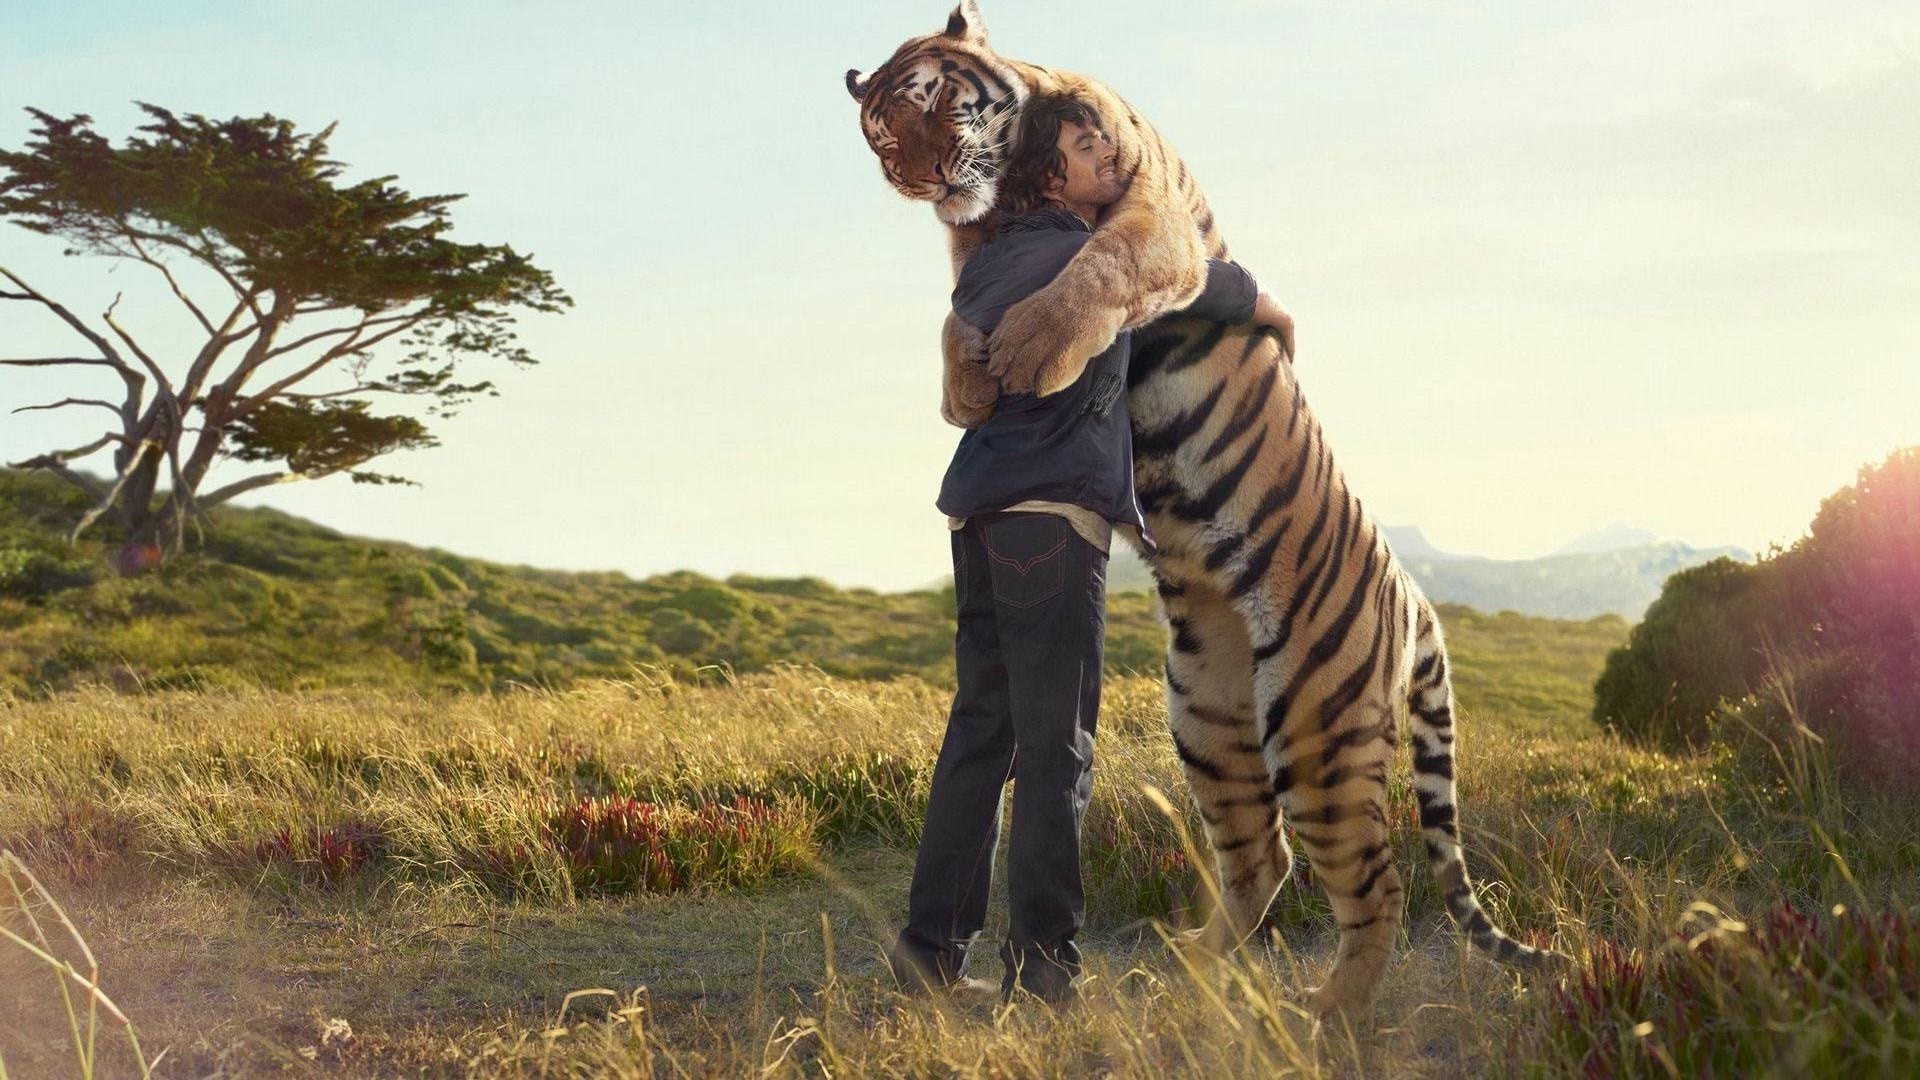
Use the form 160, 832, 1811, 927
891, 511, 1107, 1001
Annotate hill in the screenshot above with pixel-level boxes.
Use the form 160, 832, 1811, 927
0, 469, 1624, 701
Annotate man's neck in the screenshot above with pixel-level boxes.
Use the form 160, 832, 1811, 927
1043, 196, 1098, 228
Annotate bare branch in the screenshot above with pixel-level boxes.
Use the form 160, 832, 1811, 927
282, 384, 402, 403
69, 439, 163, 544
102, 293, 175, 394
154, 396, 204, 552
121, 230, 216, 335
0, 265, 145, 396
234, 312, 428, 416
10, 397, 121, 416
8, 433, 119, 469
265, 310, 419, 359
197, 469, 309, 509
8, 434, 119, 501
120, 225, 266, 322
0, 357, 118, 369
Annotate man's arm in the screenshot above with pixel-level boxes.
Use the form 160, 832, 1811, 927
1176, 260, 1296, 361
1174, 259, 1259, 324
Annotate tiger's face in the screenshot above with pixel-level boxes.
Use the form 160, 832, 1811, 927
845, 0, 1026, 225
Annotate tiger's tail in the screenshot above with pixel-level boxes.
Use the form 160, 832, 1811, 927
1407, 606, 1566, 969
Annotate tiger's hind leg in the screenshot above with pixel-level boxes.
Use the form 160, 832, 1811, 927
1276, 700, 1404, 1019
1160, 578, 1293, 955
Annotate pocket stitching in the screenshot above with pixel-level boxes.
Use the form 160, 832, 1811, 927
983, 519, 1068, 608
982, 532, 1069, 576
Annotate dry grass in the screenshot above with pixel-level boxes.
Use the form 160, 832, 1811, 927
2, 665, 1916, 1076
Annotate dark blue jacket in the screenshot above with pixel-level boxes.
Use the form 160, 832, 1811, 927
936, 207, 1259, 546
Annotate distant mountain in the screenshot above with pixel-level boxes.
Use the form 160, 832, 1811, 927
1391, 540, 1751, 621
1380, 525, 1472, 563
1552, 521, 1662, 556
1106, 523, 1750, 621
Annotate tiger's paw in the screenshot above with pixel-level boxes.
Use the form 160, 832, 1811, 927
941, 394, 995, 429
988, 291, 1117, 396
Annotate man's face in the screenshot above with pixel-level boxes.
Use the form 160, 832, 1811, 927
1045, 119, 1124, 210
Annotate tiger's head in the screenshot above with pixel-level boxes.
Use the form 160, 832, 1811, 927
845, 0, 1027, 225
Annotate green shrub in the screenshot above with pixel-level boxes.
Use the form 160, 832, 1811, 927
1592, 557, 1777, 746
648, 608, 718, 656
0, 545, 97, 599
1595, 446, 1920, 771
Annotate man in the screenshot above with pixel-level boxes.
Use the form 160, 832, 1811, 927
890, 92, 1296, 1006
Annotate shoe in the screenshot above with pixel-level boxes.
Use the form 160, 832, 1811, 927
999, 941, 1081, 1008
891, 934, 989, 999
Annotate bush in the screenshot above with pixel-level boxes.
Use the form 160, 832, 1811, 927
1595, 446, 1920, 771
1592, 558, 1778, 746
0, 545, 97, 599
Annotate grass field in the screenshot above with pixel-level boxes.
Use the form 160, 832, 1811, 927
3, 616, 1917, 1076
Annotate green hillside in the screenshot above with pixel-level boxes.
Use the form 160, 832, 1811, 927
0, 469, 1624, 709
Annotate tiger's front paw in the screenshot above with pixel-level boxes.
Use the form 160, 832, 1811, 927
988, 291, 1118, 396
942, 394, 995, 429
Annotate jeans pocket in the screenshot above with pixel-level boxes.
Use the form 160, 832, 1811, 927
983, 516, 1069, 609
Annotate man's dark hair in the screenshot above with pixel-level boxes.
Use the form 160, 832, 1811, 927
999, 93, 1104, 215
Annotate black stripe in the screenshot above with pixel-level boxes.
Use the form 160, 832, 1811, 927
1412, 650, 1438, 683
955, 67, 989, 101
1351, 856, 1390, 899
1412, 745, 1454, 778
1200, 364, 1277, 465
1134, 379, 1227, 457
1317, 628, 1385, 732
1171, 425, 1270, 523
1184, 702, 1243, 728
1280, 547, 1384, 739
1318, 717, 1381, 767
1304, 497, 1356, 621
1418, 799, 1457, 832
1166, 320, 1228, 374
1203, 534, 1241, 573
1172, 733, 1225, 782
1135, 480, 1180, 515
1260, 693, 1291, 747
1165, 668, 1190, 698
1269, 761, 1294, 795
1226, 528, 1283, 598
1292, 491, 1335, 573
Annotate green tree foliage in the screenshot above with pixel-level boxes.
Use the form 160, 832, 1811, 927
1591, 558, 1775, 746
1595, 446, 1920, 768
0, 104, 570, 570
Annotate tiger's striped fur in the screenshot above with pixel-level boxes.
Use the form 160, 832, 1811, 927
849, 1, 1565, 1016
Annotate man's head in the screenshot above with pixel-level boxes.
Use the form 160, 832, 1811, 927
1000, 93, 1125, 221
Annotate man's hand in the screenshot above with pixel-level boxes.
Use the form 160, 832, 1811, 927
942, 311, 998, 428
1251, 290, 1296, 362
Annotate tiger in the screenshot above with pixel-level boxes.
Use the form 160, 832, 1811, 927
847, 1, 1565, 1017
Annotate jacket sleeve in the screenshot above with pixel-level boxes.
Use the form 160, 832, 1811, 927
952, 232, 1092, 336
1172, 259, 1259, 324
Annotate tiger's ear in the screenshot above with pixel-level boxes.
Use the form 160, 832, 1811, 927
846, 68, 874, 103
944, 0, 987, 43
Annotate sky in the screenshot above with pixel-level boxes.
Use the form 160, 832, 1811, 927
2, 0, 1916, 590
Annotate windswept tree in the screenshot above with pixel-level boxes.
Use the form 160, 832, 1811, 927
1, 103, 569, 572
